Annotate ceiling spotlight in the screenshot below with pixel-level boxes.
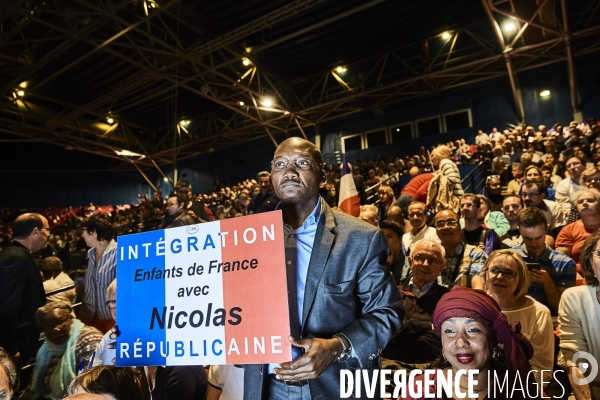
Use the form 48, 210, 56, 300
16, 89, 25, 97
242, 58, 251, 66
106, 117, 114, 124
179, 120, 190, 126
540, 90, 551, 97
115, 150, 143, 157
396, 128, 400, 132
261, 98, 273, 107
239, 101, 245, 106
163, 177, 168, 182
441, 32, 452, 40
504, 22, 516, 32
336, 66, 347, 74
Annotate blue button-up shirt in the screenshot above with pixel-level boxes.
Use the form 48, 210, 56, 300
268, 198, 322, 373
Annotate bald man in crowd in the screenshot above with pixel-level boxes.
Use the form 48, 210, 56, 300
243, 137, 401, 400
0, 213, 49, 366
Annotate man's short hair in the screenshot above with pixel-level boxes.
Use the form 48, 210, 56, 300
407, 201, 427, 212
0, 347, 16, 397
517, 207, 547, 229
412, 239, 446, 260
380, 220, 403, 237
434, 209, 459, 220
12, 213, 44, 239
44, 256, 64, 275
523, 181, 543, 194
82, 214, 115, 242
175, 180, 191, 189
503, 195, 524, 207
168, 193, 187, 207
461, 193, 480, 208
257, 171, 271, 180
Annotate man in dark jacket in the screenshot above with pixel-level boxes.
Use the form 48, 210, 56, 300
163, 193, 196, 228
0, 213, 48, 367
249, 171, 279, 214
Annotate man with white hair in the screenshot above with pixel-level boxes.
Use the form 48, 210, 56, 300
381, 239, 448, 365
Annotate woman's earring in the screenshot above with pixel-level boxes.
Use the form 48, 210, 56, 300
492, 346, 501, 361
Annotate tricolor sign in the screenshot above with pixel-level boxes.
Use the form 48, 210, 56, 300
115, 211, 291, 366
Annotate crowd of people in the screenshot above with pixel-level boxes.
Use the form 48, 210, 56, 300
0, 118, 599, 400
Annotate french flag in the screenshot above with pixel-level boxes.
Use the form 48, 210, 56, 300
116, 212, 291, 366
338, 154, 360, 217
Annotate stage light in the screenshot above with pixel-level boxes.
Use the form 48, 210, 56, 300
441, 32, 451, 40
16, 89, 25, 97
115, 150, 143, 157
164, 177, 168, 182
106, 117, 114, 124
239, 101, 244, 106
242, 58, 251, 66
261, 98, 273, 107
336, 66, 347, 74
179, 120, 190, 126
504, 22, 516, 32
540, 90, 550, 97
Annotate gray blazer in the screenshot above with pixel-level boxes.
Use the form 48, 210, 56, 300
243, 201, 403, 400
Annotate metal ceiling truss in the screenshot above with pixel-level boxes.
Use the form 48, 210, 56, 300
1, 0, 599, 174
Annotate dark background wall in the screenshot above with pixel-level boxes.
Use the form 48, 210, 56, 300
3, 52, 599, 208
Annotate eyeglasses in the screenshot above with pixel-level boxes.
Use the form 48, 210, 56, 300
434, 219, 458, 228
105, 300, 116, 310
487, 267, 517, 279
522, 191, 540, 197
412, 254, 443, 266
271, 157, 314, 170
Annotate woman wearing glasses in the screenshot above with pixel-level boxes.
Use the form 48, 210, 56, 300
558, 230, 600, 399
481, 250, 554, 388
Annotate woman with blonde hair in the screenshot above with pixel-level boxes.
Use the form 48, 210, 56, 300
430, 145, 464, 197
480, 250, 554, 388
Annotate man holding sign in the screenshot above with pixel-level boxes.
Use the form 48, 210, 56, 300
243, 138, 403, 400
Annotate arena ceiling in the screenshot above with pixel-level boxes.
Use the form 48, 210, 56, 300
1, 0, 599, 173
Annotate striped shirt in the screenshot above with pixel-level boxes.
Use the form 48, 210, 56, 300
439, 159, 464, 197
81, 240, 117, 321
